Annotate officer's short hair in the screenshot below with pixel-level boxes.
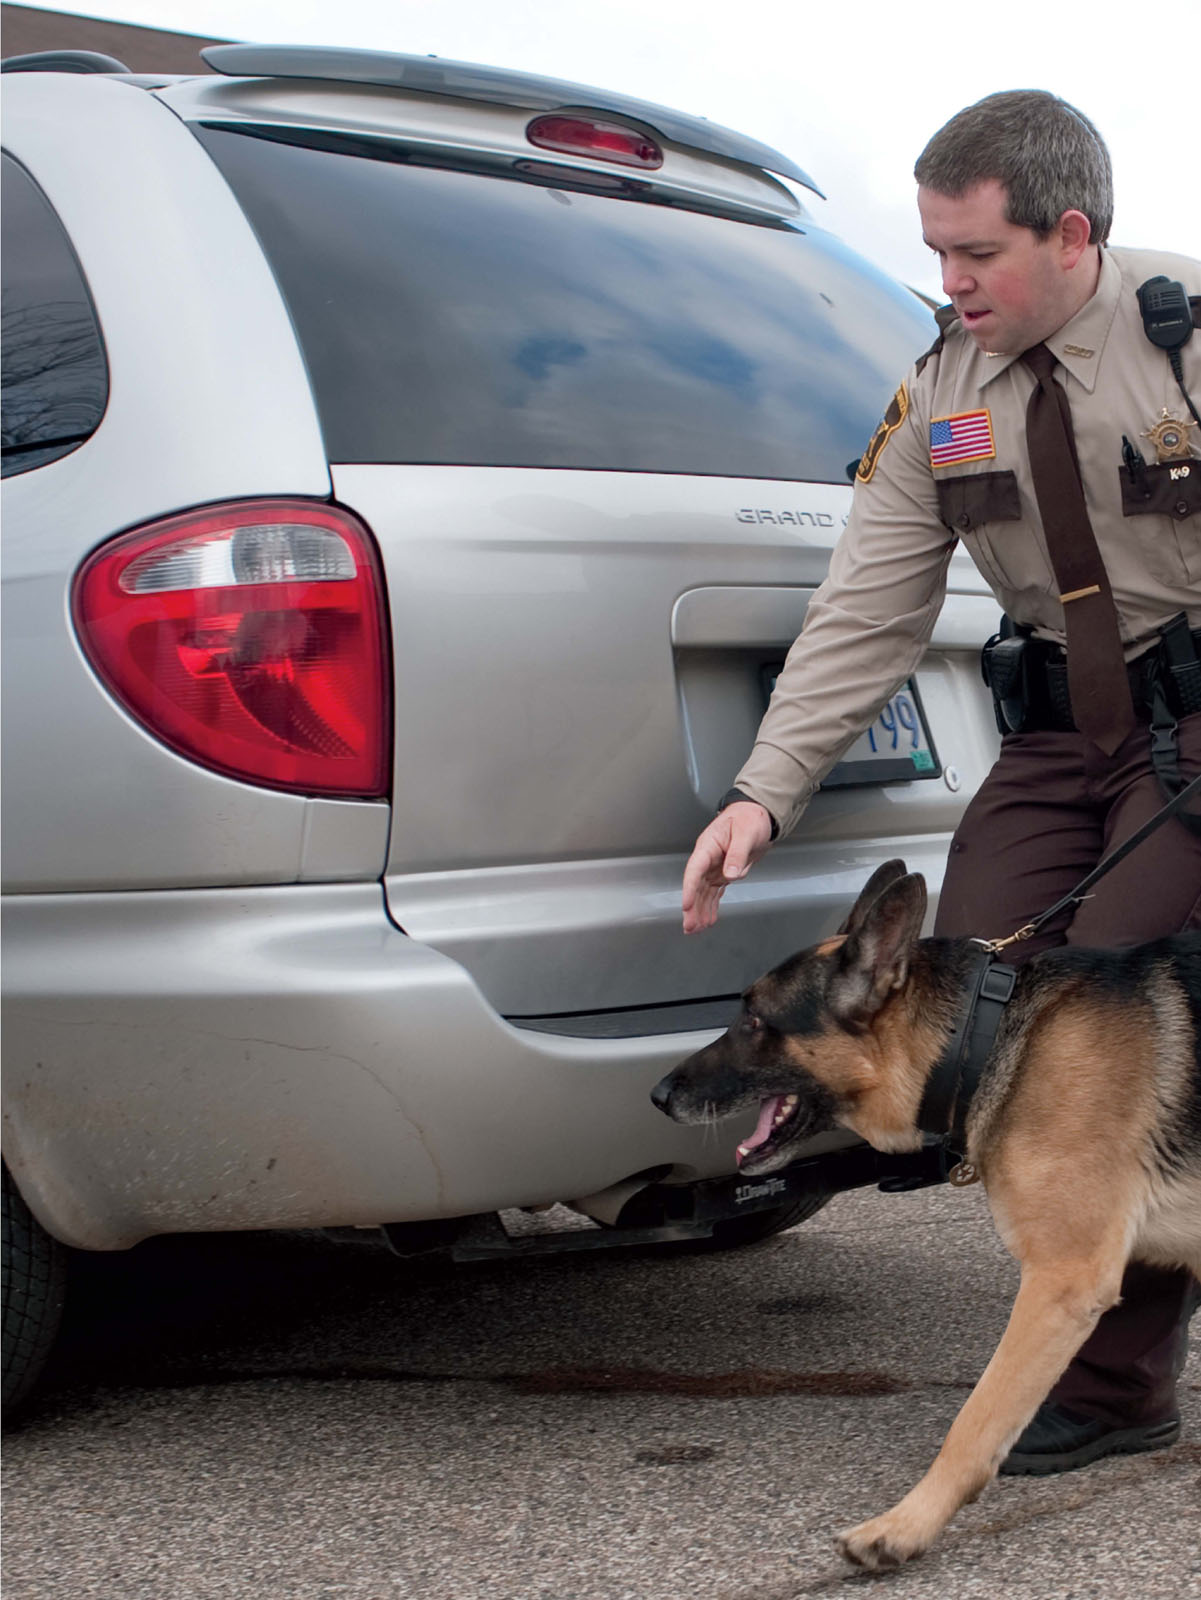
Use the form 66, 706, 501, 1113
914, 90, 1113, 246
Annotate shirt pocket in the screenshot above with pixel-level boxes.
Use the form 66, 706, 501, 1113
935, 470, 1023, 591
1120, 460, 1201, 583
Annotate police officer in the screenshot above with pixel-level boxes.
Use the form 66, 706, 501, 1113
682, 89, 1200, 1475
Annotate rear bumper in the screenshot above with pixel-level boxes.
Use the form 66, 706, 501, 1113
1, 882, 825, 1250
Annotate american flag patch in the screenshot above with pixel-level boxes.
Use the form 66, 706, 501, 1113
929, 409, 995, 467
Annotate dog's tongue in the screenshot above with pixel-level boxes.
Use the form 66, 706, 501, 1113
737, 1095, 783, 1165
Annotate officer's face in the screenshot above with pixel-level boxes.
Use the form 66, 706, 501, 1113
918, 180, 1086, 355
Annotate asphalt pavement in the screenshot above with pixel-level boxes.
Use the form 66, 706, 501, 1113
4, 1182, 1199, 1599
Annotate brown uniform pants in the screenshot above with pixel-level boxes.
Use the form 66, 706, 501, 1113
934, 710, 1201, 1426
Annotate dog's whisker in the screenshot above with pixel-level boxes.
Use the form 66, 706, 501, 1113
705, 1100, 723, 1144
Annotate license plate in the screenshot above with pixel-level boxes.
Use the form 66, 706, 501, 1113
761, 669, 940, 788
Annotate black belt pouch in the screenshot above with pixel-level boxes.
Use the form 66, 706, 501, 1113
982, 634, 1031, 734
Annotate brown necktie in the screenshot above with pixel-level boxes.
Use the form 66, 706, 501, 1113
1021, 343, 1134, 754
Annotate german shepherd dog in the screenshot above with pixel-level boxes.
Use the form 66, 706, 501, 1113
652, 861, 1201, 1569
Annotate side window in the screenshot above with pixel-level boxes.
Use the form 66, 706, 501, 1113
1, 152, 108, 478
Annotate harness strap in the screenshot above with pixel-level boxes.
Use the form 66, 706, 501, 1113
917, 954, 1017, 1144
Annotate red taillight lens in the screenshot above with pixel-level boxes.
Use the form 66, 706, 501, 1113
526, 113, 663, 170
73, 500, 391, 798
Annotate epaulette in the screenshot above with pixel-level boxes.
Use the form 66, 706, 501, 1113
915, 303, 958, 378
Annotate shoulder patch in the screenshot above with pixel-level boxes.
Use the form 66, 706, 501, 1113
856, 381, 909, 484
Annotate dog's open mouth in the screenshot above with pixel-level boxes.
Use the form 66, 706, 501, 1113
737, 1093, 800, 1167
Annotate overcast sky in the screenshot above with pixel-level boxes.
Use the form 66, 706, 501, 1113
18, 0, 1201, 298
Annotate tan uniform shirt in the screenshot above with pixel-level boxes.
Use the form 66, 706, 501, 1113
735, 245, 1201, 837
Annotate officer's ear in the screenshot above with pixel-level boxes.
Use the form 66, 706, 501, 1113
1055, 208, 1093, 269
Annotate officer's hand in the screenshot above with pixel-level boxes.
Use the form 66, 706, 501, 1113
681, 802, 774, 934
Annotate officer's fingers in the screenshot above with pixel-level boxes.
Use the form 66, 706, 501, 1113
683, 878, 725, 935
681, 822, 731, 923
682, 805, 772, 934
682, 851, 731, 932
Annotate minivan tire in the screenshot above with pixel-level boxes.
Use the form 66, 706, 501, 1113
2, 1162, 67, 1416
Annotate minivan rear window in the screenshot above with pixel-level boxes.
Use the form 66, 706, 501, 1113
195, 124, 934, 481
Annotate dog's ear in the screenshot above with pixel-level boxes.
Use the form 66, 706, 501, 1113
837, 859, 909, 937
827, 873, 927, 1028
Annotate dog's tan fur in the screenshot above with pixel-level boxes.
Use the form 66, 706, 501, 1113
653, 861, 1201, 1569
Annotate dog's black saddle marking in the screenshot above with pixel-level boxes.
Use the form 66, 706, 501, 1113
917, 953, 1018, 1148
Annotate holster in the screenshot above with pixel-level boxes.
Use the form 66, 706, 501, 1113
1158, 611, 1201, 718
980, 631, 1031, 734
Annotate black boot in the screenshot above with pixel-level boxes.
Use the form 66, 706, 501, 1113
1000, 1402, 1181, 1476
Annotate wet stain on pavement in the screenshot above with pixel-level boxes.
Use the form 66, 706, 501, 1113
633, 1444, 719, 1465
754, 1294, 843, 1317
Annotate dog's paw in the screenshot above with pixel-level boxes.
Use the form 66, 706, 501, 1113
835, 1511, 929, 1571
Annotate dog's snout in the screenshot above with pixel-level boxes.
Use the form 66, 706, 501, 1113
650, 1074, 675, 1115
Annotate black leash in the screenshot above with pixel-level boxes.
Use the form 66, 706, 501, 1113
917, 770, 1201, 1170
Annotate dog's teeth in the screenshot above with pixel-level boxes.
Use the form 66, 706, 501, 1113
771, 1095, 799, 1128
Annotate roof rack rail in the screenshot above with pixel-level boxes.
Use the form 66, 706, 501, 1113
200, 43, 823, 197
1, 49, 130, 75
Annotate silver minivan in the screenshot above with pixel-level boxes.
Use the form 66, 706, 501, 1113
1, 44, 1000, 1410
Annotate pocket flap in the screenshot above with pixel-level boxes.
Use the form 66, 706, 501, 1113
935, 470, 1021, 534
1120, 459, 1201, 519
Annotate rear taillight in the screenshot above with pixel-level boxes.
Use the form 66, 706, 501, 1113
526, 113, 663, 170
73, 500, 391, 798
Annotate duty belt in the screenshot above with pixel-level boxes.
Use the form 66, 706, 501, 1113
997, 626, 1201, 733
981, 611, 1201, 835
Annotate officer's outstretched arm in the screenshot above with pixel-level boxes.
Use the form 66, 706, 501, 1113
681, 801, 774, 934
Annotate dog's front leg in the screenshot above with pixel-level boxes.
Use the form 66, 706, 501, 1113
836, 1254, 1124, 1570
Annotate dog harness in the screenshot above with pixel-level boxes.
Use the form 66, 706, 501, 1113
915, 952, 1016, 1179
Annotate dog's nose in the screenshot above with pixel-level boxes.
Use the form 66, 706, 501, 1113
650, 1075, 674, 1115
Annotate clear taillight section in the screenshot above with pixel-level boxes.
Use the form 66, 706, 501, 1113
73, 500, 391, 798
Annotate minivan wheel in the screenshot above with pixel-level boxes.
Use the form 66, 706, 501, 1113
2, 1163, 67, 1416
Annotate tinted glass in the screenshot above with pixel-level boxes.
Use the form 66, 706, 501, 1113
196, 124, 934, 481
1, 153, 108, 477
